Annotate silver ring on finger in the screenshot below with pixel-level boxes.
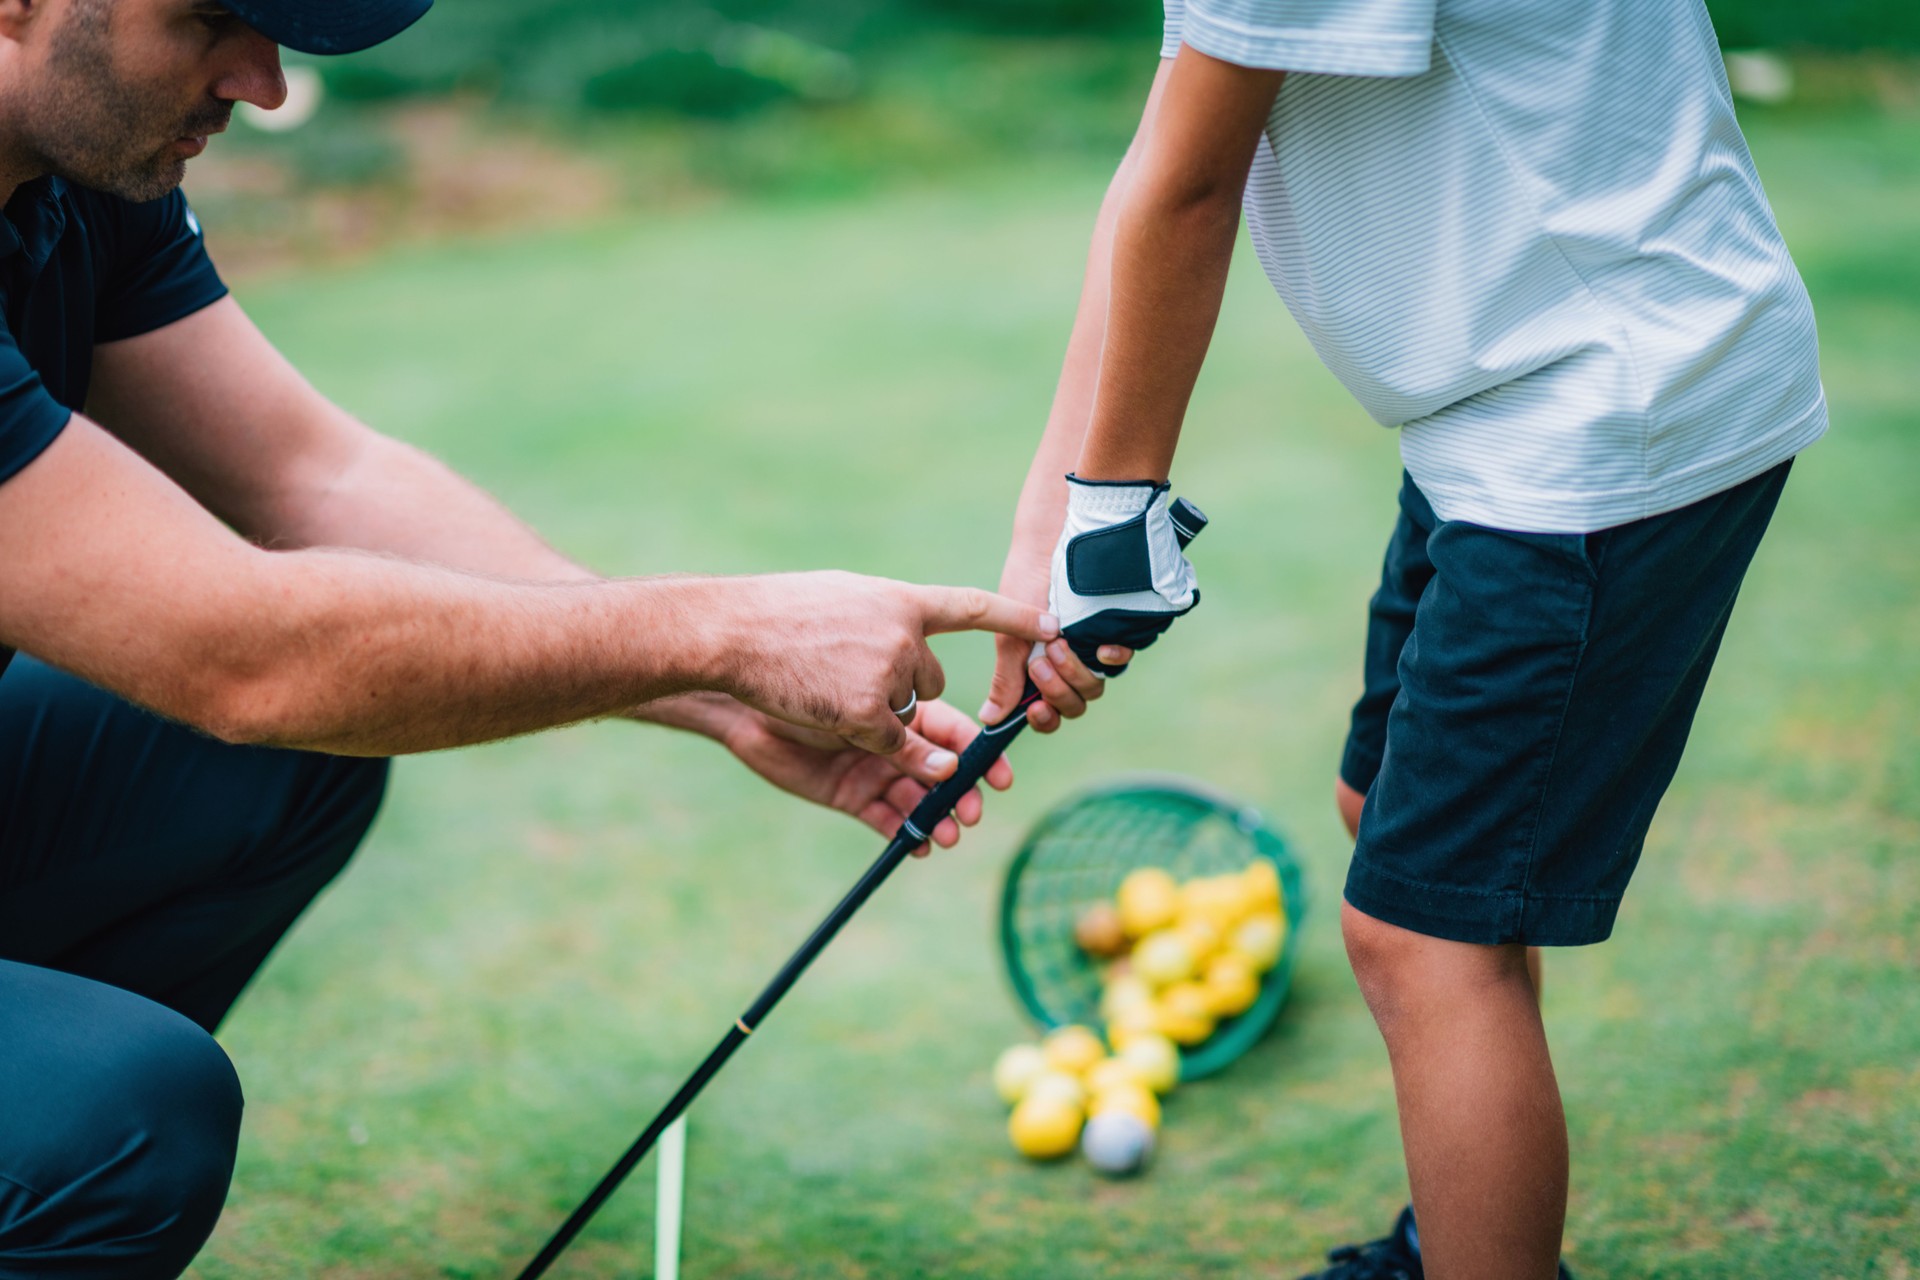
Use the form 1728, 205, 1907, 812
891, 691, 918, 725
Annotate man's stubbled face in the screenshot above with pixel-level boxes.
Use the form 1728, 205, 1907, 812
17, 0, 238, 202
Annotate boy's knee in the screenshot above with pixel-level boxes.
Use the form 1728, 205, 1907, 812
1340, 901, 1530, 1034
1, 987, 243, 1279
1341, 899, 1413, 1016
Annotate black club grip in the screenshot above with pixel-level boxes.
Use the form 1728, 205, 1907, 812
896, 682, 1042, 846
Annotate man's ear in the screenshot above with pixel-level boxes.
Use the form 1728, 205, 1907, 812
0, 0, 45, 45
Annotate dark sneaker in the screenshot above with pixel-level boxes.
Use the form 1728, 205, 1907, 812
1295, 1206, 1577, 1280
1296, 1206, 1423, 1280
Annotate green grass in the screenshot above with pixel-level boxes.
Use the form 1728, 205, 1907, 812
190, 103, 1919, 1278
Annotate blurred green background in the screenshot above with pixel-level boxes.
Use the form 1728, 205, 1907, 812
181, 2, 1919, 1276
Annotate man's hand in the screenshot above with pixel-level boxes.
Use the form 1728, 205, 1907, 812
709, 572, 1059, 756
721, 698, 1014, 855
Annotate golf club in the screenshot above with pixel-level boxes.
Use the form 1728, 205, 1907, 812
513, 501, 1206, 1278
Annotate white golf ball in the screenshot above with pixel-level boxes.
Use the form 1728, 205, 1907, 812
1080, 1109, 1155, 1177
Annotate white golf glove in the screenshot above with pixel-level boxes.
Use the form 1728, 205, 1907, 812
1045, 476, 1205, 677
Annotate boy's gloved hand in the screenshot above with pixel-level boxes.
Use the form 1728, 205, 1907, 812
1046, 476, 1204, 676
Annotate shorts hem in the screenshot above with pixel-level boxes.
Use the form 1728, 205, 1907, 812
1344, 857, 1619, 947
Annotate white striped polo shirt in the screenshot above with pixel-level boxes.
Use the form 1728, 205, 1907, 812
1162, 0, 1827, 533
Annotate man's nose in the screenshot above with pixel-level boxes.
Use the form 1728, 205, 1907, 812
212, 27, 288, 112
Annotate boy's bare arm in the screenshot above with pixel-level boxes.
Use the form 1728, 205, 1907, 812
986, 50, 1282, 725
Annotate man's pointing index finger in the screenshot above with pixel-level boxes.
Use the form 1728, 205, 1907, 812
919, 585, 1059, 643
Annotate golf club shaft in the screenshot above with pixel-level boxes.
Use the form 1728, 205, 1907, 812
512, 683, 1043, 1280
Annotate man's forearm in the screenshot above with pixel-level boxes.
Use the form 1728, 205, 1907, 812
218, 555, 736, 754
1, 422, 1048, 760
270, 424, 596, 583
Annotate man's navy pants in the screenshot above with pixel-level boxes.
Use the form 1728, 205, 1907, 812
0, 656, 388, 1277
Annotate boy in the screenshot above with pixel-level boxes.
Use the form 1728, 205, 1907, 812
982, 1, 1823, 1275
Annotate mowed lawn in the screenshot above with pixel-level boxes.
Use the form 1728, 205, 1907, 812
189, 104, 1918, 1279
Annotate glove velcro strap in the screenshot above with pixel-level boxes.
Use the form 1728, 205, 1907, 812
1065, 511, 1153, 597
1060, 593, 1199, 674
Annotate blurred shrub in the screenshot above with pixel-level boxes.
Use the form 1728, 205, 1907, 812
318, 0, 1155, 117
323, 0, 1914, 124
1707, 0, 1920, 51
910, 0, 1155, 35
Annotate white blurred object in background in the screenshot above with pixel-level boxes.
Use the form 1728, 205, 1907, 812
1724, 50, 1794, 105
238, 64, 325, 132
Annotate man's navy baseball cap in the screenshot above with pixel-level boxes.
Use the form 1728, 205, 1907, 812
219, 0, 433, 55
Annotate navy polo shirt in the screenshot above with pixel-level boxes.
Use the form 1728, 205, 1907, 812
0, 177, 229, 486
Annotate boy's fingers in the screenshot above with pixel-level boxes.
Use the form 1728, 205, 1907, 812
980, 637, 1033, 723
1044, 639, 1107, 702
1028, 653, 1088, 719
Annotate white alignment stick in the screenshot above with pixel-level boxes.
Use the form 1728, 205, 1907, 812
654, 1115, 686, 1280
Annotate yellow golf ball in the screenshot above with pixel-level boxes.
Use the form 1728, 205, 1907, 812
1085, 1055, 1150, 1097
1173, 917, 1223, 967
1100, 973, 1156, 1022
1090, 1079, 1162, 1129
1132, 929, 1197, 989
1106, 1003, 1160, 1052
1024, 1069, 1088, 1113
992, 1043, 1048, 1105
1009, 1094, 1083, 1160
1155, 983, 1217, 1046
1042, 1025, 1107, 1077
1117, 868, 1180, 937
1242, 859, 1282, 911
1201, 952, 1260, 1018
1117, 1032, 1180, 1094
1230, 912, 1286, 973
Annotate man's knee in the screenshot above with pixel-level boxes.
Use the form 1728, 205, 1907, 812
1340, 900, 1530, 1036
0, 979, 243, 1280
113, 1014, 243, 1274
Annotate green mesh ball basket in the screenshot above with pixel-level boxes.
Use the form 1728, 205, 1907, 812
998, 775, 1307, 1081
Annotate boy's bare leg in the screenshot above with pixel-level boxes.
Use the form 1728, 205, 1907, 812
1343, 903, 1567, 1280
1335, 777, 1560, 1279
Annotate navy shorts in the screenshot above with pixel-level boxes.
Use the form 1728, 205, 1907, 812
1339, 461, 1791, 947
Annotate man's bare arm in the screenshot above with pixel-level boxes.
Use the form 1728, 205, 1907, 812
84, 294, 1033, 837
0, 417, 1056, 757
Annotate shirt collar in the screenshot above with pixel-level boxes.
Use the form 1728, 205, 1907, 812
0, 176, 69, 272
